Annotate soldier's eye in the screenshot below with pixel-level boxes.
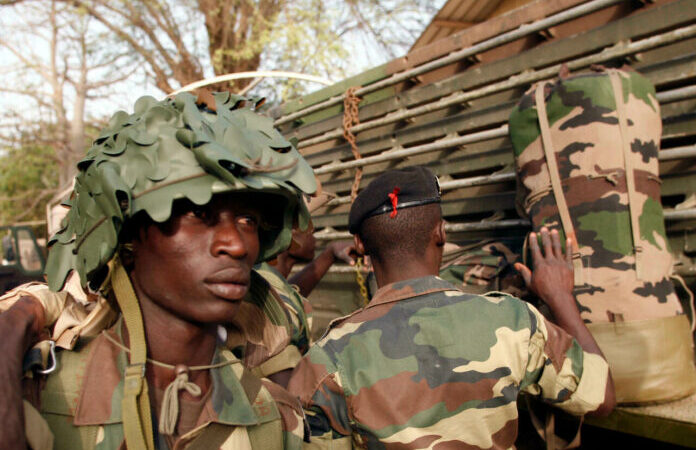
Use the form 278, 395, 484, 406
237, 214, 259, 232
187, 205, 211, 222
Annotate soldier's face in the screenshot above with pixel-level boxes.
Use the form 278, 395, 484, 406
130, 193, 262, 324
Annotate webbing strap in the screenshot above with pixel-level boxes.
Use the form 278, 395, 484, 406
670, 274, 696, 332
608, 70, 645, 280
535, 83, 584, 285
23, 400, 54, 450
526, 397, 583, 450
111, 259, 156, 450
186, 424, 238, 450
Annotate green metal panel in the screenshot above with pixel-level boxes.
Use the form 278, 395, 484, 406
273, 64, 390, 118
284, 0, 696, 145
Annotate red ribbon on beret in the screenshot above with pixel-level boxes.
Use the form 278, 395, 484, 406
388, 187, 400, 218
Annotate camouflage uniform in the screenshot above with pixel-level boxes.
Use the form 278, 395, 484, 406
256, 261, 313, 354
34, 321, 306, 450
509, 68, 682, 322
250, 262, 313, 378
14, 92, 317, 449
1, 270, 300, 368
288, 276, 609, 449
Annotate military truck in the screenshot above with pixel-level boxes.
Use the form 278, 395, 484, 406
0, 224, 46, 294
270, 0, 696, 447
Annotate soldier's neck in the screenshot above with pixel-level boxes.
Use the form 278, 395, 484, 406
373, 241, 443, 288
373, 260, 439, 288
122, 298, 218, 396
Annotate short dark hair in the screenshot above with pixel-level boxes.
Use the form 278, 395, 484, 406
358, 203, 441, 263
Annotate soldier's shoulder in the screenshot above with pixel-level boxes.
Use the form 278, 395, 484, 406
481, 290, 526, 304
39, 335, 100, 418
315, 306, 367, 340
479, 290, 536, 316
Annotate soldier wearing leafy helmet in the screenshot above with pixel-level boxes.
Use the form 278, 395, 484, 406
0, 92, 316, 449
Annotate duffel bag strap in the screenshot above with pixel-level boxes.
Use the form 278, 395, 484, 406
670, 274, 696, 332
534, 83, 584, 285
608, 69, 645, 280
525, 396, 583, 450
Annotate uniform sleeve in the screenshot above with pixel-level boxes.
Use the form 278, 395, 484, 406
0, 281, 117, 350
520, 304, 609, 416
0, 282, 68, 324
278, 288, 312, 355
287, 345, 354, 445
281, 407, 306, 450
261, 379, 307, 450
253, 344, 303, 378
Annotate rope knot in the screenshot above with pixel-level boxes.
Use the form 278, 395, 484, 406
159, 365, 202, 435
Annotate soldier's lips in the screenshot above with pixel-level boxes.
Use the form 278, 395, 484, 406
204, 269, 250, 300
204, 281, 248, 300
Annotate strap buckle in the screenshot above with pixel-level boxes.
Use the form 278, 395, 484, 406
124, 363, 147, 395
125, 362, 146, 378
37, 341, 57, 375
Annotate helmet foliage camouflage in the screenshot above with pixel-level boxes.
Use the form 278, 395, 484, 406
46, 92, 316, 292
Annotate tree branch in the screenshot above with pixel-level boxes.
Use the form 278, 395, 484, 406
59, 0, 175, 92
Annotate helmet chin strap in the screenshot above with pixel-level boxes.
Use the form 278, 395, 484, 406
110, 255, 155, 450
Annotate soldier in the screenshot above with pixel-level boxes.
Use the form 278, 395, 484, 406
255, 218, 355, 387
0, 93, 317, 449
265, 219, 355, 298
288, 166, 615, 448
259, 217, 355, 336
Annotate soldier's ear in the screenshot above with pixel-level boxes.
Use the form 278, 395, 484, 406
354, 235, 366, 256
435, 220, 446, 247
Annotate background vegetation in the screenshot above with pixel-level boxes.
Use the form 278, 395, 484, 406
0, 0, 443, 224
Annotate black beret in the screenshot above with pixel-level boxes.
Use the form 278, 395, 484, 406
348, 166, 441, 234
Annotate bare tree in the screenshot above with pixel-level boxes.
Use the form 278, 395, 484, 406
59, 0, 288, 93
0, 0, 443, 222
0, 0, 135, 218
57, 0, 441, 96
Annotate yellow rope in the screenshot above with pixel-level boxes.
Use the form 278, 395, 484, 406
354, 257, 369, 307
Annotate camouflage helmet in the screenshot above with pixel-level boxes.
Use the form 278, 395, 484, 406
46, 92, 316, 292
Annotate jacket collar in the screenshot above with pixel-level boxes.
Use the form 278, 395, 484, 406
367, 275, 458, 308
73, 322, 269, 427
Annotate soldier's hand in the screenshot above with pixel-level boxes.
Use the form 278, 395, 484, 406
514, 227, 577, 313
0, 295, 46, 351
0, 296, 46, 448
329, 241, 357, 266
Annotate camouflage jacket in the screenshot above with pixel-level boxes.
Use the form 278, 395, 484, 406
31, 322, 306, 450
256, 262, 313, 354
288, 276, 609, 449
1, 271, 298, 375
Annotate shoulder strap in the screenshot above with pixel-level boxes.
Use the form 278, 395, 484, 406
186, 424, 245, 450
535, 82, 584, 285
608, 69, 645, 280
24, 400, 54, 450
110, 259, 155, 450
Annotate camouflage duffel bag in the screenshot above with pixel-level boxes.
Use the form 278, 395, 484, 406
509, 66, 696, 403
